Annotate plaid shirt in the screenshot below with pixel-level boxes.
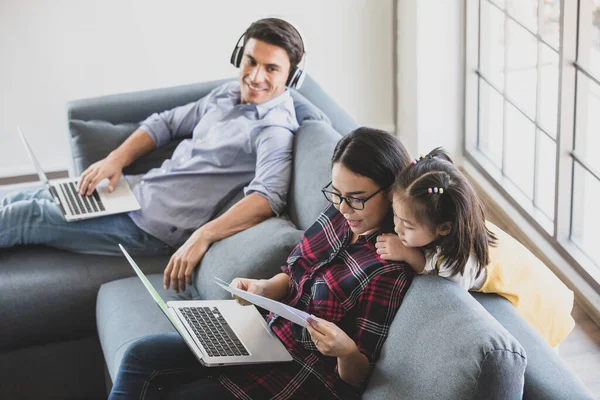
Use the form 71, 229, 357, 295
217, 205, 413, 399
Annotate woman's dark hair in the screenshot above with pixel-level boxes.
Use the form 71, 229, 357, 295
332, 127, 411, 232
392, 147, 497, 276
243, 18, 305, 71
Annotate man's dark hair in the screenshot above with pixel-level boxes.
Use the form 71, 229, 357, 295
243, 18, 305, 70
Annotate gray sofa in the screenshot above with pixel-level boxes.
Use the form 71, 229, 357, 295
0, 76, 593, 399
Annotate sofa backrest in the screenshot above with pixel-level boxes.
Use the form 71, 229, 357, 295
67, 75, 357, 176
364, 276, 527, 400
287, 120, 341, 231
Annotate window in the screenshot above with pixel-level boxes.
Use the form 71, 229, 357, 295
465, 0, 600, 285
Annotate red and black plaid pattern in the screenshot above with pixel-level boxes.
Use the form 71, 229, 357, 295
218, 204, 413, 399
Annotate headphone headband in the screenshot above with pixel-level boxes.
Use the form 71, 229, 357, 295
230, 19, 307, 89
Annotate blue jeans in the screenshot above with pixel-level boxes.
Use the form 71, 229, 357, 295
109, 333, 234, 399
0, 187, 171, 256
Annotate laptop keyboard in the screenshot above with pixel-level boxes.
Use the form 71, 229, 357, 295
58, 181, 105, 216
181, 306, 250, 357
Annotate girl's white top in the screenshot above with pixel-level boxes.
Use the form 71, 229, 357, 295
423, 248, 487, 291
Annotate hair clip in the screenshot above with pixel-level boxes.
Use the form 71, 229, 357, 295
412, 154, 425, 165
428, 187, 444, 194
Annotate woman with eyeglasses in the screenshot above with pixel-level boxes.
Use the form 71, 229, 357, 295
109, 127, 414, 400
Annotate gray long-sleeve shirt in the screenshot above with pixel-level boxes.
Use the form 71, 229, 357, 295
126, 81, 299, 248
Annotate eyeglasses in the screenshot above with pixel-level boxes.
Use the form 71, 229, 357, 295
321, 182, 384, 211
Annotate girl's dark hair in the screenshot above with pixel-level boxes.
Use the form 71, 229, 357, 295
244, 18, 305, 71
332, 127, 411, 232
392, 147, 497, 276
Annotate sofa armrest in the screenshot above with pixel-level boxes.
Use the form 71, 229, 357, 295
364, 276, 527, 400
473, 293, 595, 399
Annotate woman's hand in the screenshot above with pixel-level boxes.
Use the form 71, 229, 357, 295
230, 278, 267, 305
375, 233, 409, 261
306, 315, 370, 385
305, 315, 358, 358
230, 273, 291, 305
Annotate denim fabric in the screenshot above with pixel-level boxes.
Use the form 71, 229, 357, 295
0, 187, 171, 256
109, 333, 234, 400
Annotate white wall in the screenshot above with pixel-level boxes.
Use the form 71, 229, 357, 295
396, 0, 464, 160
0, 0, 394, 178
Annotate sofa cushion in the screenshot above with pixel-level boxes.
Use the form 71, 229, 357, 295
476, 221, 575, 347
296, 75, 358, 135
287, 120, 341, 231
97, 274, 185, 380
69, 119, 186, 176
364, 276, 527, 400
193, 216, 304, 300
290, 90, 331, 125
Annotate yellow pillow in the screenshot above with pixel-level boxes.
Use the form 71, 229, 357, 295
475, 221, 575, 347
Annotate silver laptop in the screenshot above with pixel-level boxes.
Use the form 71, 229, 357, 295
18, 127, 141, 221
119, 245, 292, 367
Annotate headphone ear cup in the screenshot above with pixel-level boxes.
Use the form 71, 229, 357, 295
287, 67, 305, 89
285, 67, 298, 88
230, 46, 243, 68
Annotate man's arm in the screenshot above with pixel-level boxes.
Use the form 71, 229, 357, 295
164, 125, 295, 293
163, 193, 273, 293
78, 90, 215, 195
78, 129, 155, 195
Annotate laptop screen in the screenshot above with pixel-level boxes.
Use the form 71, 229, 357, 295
17, 126, 50, 185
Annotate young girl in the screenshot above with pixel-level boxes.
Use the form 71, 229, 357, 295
375, 147, 575, 347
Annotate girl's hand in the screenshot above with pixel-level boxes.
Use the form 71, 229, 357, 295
375, 233, 410, 261
230, 278, 266, 305
306, 315, 359, 358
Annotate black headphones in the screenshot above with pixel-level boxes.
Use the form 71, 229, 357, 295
230, 19, 307, 90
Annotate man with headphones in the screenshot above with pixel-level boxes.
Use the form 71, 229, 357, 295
1, 18, 306, 294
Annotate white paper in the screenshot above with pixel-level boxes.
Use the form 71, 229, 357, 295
215, 277, 310, 327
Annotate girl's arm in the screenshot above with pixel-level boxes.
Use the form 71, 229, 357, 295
376, 234, 426, 273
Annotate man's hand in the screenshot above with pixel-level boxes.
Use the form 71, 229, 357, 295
230, 278, 267, 305
306, 315, 359, 358
163, 231, 211, 293
78, 156, 125, 196
375, 233, 410, 261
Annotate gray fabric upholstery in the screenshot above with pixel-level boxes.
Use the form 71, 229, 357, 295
194, 216, 304, 300
365, 277, 527, 400
97, 274, 181, 379
0, 245, 168, 351
473, 293, 595, 400
0, 336, 105, 400
287, 120, 340, 231
67, 78, 233, 124
295, 75, 358, 134
289, 90, 331, 125
69, 119, 186, 176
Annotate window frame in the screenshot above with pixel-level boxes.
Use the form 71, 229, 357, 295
464, 0, 600, 291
